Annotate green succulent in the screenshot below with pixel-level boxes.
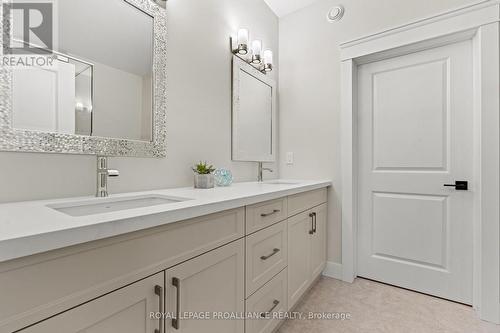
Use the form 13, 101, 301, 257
192, 161, 215, 175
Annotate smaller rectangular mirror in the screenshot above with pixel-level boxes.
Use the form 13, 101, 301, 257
232, 56, 277, 162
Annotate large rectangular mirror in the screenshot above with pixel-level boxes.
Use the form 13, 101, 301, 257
0, 0, 167, 157
232, 56, 276, 162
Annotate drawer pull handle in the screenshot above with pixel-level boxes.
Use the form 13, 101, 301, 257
313, 212, 317, 234
261, 209, 281, 217
154, 285, 164, 333
309, 213, 315, 235
172, 277, 181, 330
261, 248, 280, 260
260, 300, 280, 318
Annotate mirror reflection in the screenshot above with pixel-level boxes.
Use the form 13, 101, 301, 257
237, 71, 273, 157
232, 56, 276, 162
11, 0, 154, 142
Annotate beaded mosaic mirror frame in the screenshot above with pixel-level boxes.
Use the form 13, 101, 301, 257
0, 0, 167, 157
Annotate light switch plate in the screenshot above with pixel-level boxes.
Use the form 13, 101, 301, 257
286, 152, 294, 165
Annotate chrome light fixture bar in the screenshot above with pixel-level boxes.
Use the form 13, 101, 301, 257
231, 29, 273, 74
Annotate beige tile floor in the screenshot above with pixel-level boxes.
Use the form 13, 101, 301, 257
278, 277, 500, 333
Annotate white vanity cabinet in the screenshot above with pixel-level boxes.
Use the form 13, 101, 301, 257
2, 186, 329, 333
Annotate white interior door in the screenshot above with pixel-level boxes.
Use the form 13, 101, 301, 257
357, 39, 474, 304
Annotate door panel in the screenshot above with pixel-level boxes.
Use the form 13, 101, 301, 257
372, 58, 448, 170
20, 273, 164, 333
357, 40, 473, 304
165, 240, 244, 333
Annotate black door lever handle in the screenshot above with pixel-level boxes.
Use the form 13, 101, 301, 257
444, 181, 468, 191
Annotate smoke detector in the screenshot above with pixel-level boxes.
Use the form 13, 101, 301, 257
327, 5, 345, 22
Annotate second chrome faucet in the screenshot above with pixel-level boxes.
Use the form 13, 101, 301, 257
258, 162, 273, 182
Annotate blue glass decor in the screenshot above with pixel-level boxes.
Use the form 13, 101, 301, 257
214, 168, 233, 187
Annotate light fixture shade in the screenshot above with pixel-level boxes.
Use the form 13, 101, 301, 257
262, 49, 273, 72
236, 28, 249, 55
251, 40, 262, 64
263, 50, 273, 65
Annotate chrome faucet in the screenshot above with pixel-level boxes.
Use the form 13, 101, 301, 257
96, 156, 120, 197
258, 162, 273, 182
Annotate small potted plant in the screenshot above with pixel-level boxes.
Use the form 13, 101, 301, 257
192, 161, 216, 189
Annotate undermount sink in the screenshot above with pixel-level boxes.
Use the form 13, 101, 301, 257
48, 195, 191, 217
264, 181, 302, 185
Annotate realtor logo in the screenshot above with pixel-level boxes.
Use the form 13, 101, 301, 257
3, 2, 53, 55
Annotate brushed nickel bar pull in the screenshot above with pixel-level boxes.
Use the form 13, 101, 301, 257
309, 213, 315, 235
260, 248, 280, 260
261, 209, 281, 217
313, 212, 317, 234
154, 285, 164, 333
260, 300, 280, 318
172, 277, 181, 330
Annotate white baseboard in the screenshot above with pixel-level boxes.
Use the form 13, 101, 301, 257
322, 261, 343, 280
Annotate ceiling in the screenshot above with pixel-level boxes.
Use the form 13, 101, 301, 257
263, 0, 320, 17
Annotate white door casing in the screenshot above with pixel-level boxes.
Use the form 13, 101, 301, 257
357, 40, 473, 304
340, 1, 500, 323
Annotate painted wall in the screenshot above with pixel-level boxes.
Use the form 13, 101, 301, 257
91, 61, 149, 141
0, 0, 279, 203
278, 0, 478, 264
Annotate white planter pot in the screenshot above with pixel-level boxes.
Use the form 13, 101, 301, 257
194, 174, 215, 189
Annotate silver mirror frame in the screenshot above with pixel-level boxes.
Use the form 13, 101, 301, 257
0, 0, 167, 158
231, 55, 277, 163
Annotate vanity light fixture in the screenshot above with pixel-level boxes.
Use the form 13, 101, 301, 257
231, 29, 273, 73
262, 50, 273, 72
251, 40, 263, 64
235, 28, 249, 55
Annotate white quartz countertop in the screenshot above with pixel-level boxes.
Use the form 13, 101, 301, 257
0, 180, 331, 262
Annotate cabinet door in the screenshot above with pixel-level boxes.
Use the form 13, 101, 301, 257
165, 240, 245, 333
287, 211, 313, 309
21, 272, 164, 333
310, 203, 327, 279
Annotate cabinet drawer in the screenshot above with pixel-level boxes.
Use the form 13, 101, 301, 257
288, 188, 327, 217
0, 208, 244, 333
245, 268, 288, 333
246, 198, 288, 234
246, 221, 288, 297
